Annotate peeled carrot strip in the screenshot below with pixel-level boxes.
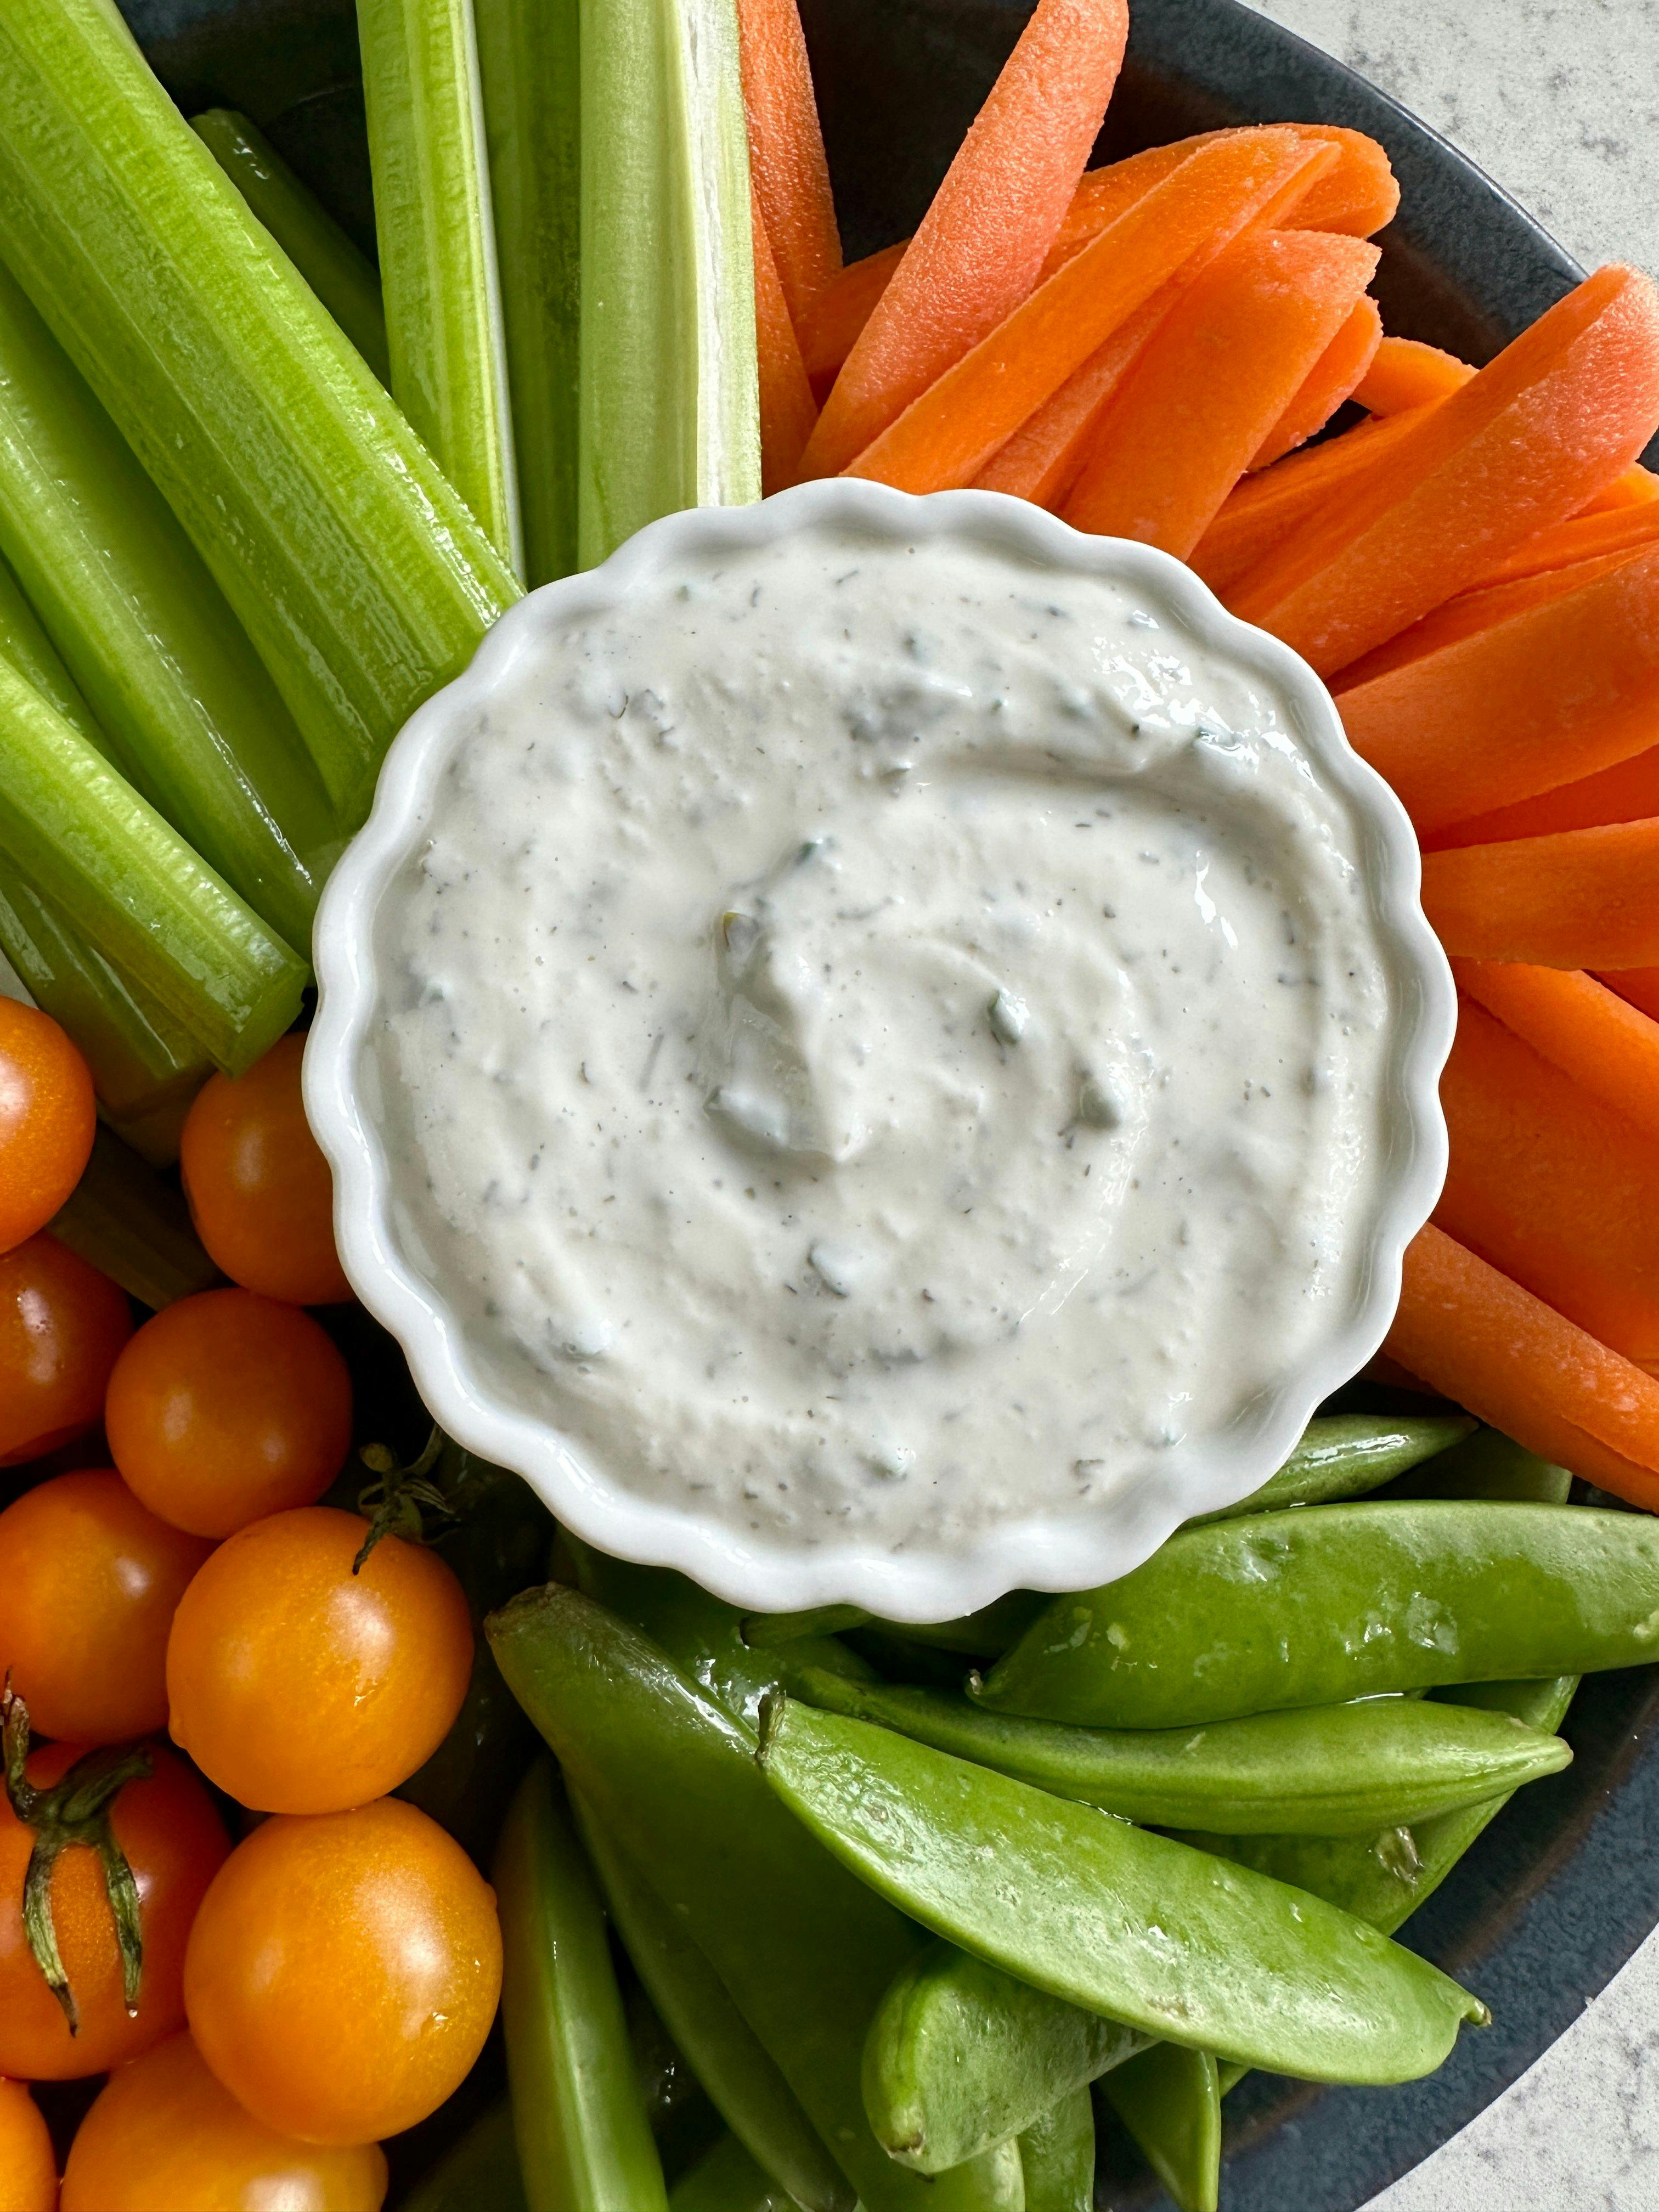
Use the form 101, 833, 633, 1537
1420, 817, 1659, 970
751, 190, 816, 493
1434, 994, 1659, 1361
1352, 335, 1473, 413
1454, 959, 1659, 1154
799, 0, 1130, 478
844, 134, 1332, 497
1230, 265, 1659, 675
1190, 408, 1427, 596
1334, 548, 1641, 692
798, 242, 905, 390
1427, 744, 1659, 851
1588, 464, 1659, 511
1605, 969, 1659, 1024
1460, 501, 1659, 591
736, 0, 840, 326
973, 297, 1163, 507
1386, 1224, 1659, 1505
1336, 548, 1659, 832
1063, 229, 1379, 557
1249, 294, 1381, 471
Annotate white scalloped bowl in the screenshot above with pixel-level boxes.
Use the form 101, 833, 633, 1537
305, 480, 1454, 1621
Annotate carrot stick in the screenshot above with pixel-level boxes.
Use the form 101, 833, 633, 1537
735, 0, 840, 327
798, 242, 905, 391
1335, 547, 1659, 832
1190, 408, 1429, 597
1434, 993, 1659, 1362
1386, 1224, 1659, 1504
1334, 548, 1641, 692
972, 295, 1164, 506
844, 134, 1334, 498
1352, 335, 1474, 413
1459, 501, 1659, 591
1426, 743, 1659, 851
1249, 294, 1381, 471
1062, 229, 1380, 558
1588, 463, 1659, 511
1229, 265, 1659, 675
751, 189, 816, 493
1420, 817, 1659, 970
1604, 969, 1659, 1024
1454, 958, 1659, 1154
799, 0, 1130, 478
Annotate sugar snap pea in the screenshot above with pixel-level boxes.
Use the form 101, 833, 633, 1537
979, 1501, 1659, 1728
400, 2099, 528, 2212
1099, 2045, 1220, 2212
669, 2133, 796, 2212
488, 1586, 1021, 2212
493, 1759, 669, 2212
787, 1664, 1570, 1833
743, 1604, 874, 1647
1185, 1413, 1475, 1523
1017, 2086, 1095, 2212
863, 1939, 1148, 2173
758, 1697, 1486, 2084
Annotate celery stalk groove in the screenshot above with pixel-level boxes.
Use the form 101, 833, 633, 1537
360, 0, 524, 577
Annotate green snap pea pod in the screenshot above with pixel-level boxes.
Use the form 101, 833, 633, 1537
1017, 2087, 1094, 2212
47, 1124, 219, 1308
669, 2134, 795, 2212
1185, 1414, 1475, 1524
493, 1759, 670, 2212
1098, 2046, 1220, 2212
191, 111, 390, 384
758, 1697, 1486, 2085
488, 1585, 1019, 2212
402, 2099, 529, 2212
743, 1605, 874, 1647
864, 1940, 1147, 2174
574, 1790, 850, 2212
877, 1593, 1047, 1658
624, 1980, 724, 2175
788, 1665, 1570, 1835
979, 1500, 1659, 1729
1393, 1425, 1573, 1504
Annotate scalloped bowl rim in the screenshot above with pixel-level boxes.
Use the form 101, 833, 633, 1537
304, 479, 1454, 1621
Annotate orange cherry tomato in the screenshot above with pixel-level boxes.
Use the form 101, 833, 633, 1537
0, 2078, 56, 2212
185, 1799, 501, 2147
105, 1291, 353, 1538
0, 1739, 228, 2081
0, 1001, 95, 1256
0, 1472, 215, 1743
0, 1237, 132, 1467
61, 2032, 387, 2212
165, 1506, 472, 1814
179, 1035, 351, 1306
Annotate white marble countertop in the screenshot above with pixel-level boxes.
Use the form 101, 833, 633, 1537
1239, 18, 1659, 2209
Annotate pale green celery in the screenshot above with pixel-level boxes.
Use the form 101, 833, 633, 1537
360, 0, 524, 576
0, 544, 104, 744
0, 654, 305, 1076
192, 109, 392, 385
578, 0, 760, 562
0, 0, 519, 826
0, 259, 334, 952
48, 1125, 221, 1308
475, 0, 580, 584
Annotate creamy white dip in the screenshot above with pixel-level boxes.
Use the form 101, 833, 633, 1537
369, 521, 1396, 1558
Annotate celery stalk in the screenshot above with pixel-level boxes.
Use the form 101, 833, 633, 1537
48, 1125, 221, 1308
192, 109, 392, 387
0, 259, 332, 952
0, 0, 519, 825
359, 0, 524, 577
578, 0, 760, 562
0, 544, 104, 746
475, 0, 580, 585
0, 654, 306, 1076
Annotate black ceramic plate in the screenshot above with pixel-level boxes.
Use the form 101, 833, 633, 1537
110, 4, 1659, 2205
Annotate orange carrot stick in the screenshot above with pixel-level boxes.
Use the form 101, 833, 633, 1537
1385, 1224, 1659, 1504
797, 242, 906, 391
1062, 230, 1379, 558
1604, 969, 1659, 1024
973, 295, 1165, 506
1454, 958, 1659, 1153
1426, 743, 1659, 851
1587, 463, 1659, 511
1229, 265, 1659, 675
1420, 817, 1659, 970
799, 0, 1130, 478
1335, 546, 1659, 832
1458, 501, 1659, 591
1434, 994, 1659, 1363
1249, 294, 1382, 471
751, 190, 817, 494
1352, 335, 1474, 413
1333, 548, 1641, 692
843, 133, 1333, 498
736, 0, 840, 326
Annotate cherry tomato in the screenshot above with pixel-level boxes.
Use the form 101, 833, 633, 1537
0, 1237, 132, 1467
0, 1739, 228, 2081
61, 2032, 387, 2212
166, 1506, 471, 1814
104, 1291, 353, 1538
0, 1001, 95, 1257
185, 1798, 500, 2146
0, 2078, 56, 2212
0, 1472, 215, 1743
179, 1036, 351, 1306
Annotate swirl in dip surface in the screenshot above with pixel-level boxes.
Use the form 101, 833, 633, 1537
369, 520, 1398, 1558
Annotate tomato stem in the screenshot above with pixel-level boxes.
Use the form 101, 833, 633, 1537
352, 1423, 458, 1572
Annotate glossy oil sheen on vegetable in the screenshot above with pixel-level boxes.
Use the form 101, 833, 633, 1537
369, 522, 1395, 1555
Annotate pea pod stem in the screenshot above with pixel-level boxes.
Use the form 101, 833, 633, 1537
191, 110, 391, 384
1098, 2046, 1220, 2212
